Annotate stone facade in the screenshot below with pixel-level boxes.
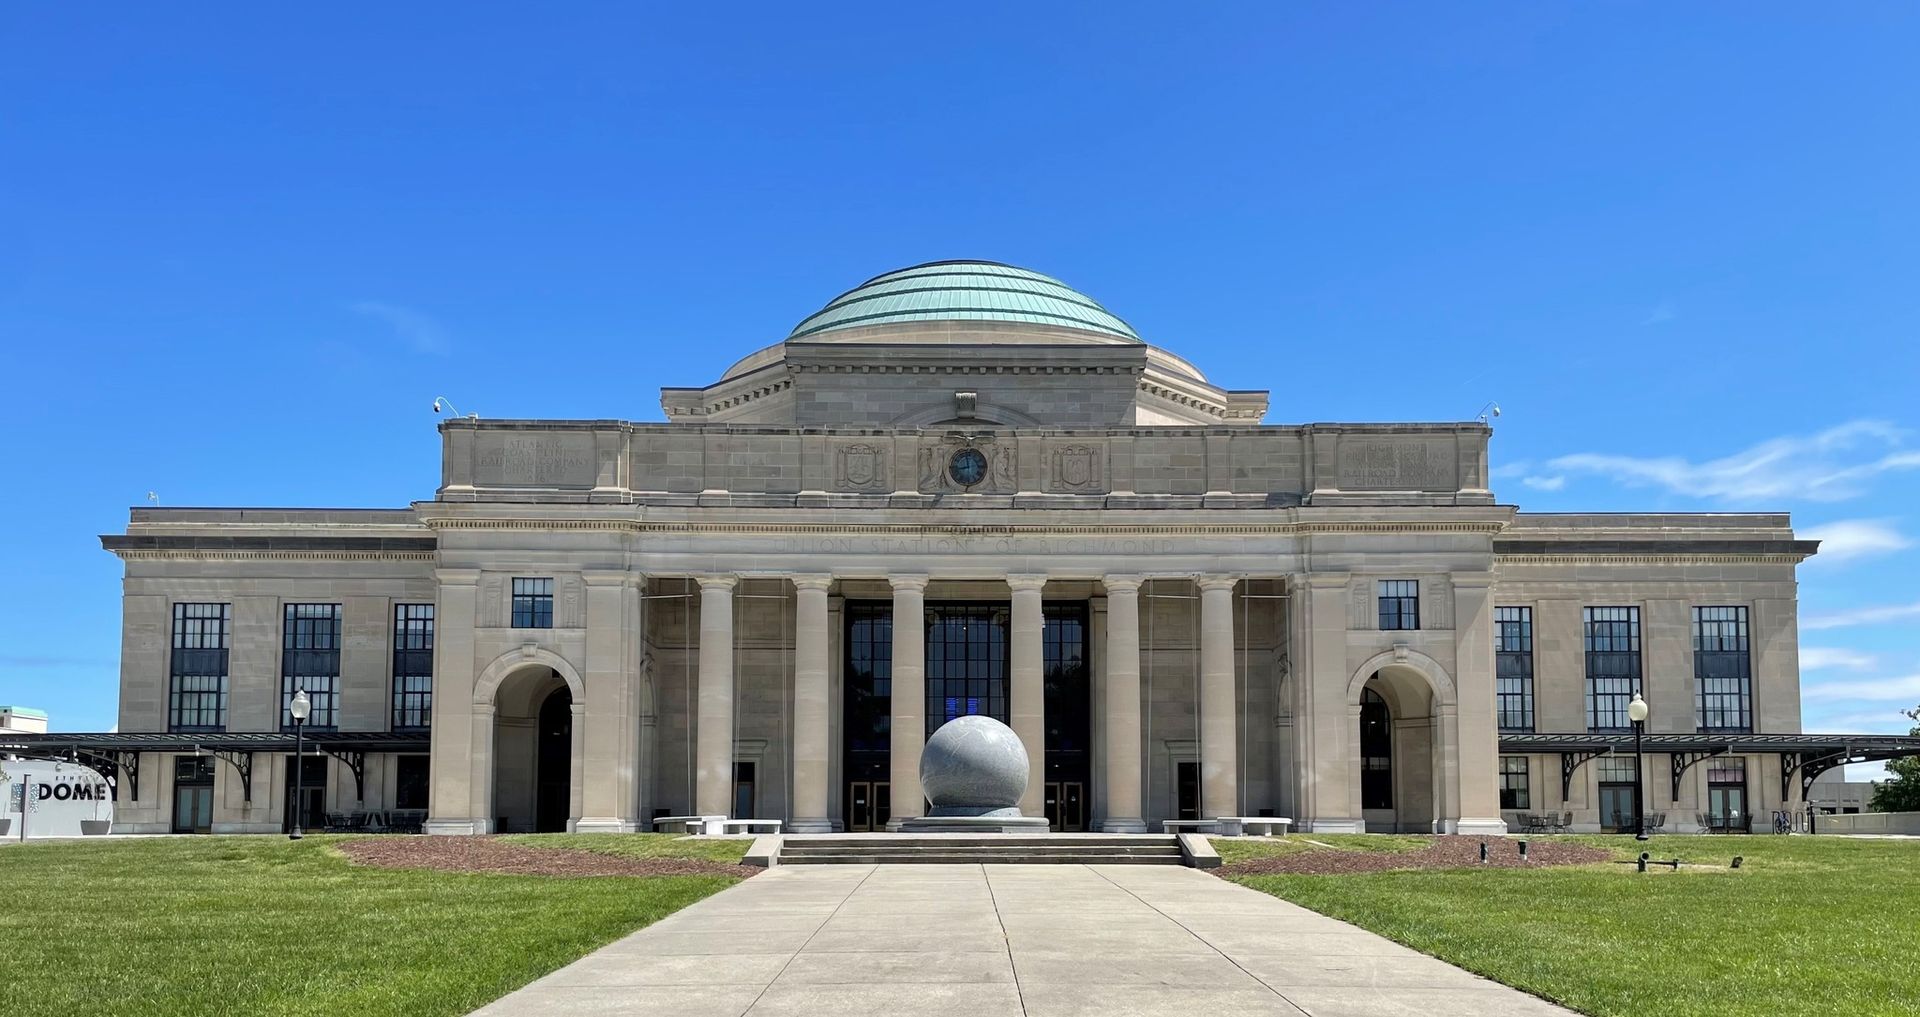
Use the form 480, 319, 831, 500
94, 261, 1822, 836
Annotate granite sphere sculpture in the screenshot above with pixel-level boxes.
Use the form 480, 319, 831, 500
920, 715, 1030, 817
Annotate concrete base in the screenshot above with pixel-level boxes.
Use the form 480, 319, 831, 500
900, 815, 1052, 833
787, 818, 835, 834
1303, 818, 1366, 834
425, 818, 491, 835
573, 819, 644, 833
1098, 817, 1148, 833
1453, 817, 1511, 836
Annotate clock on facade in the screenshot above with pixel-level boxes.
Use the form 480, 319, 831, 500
948, 447, 988, 487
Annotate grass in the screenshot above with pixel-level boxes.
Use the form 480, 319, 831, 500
0, 835, 743, 1017
1210, 832, 1430, 865
497, 831, 751, 863
1225, 834, 1920, 1017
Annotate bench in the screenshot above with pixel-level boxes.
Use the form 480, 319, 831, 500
652, 814, 727, 835
1219, 817, 1292, 837
721, 819, 783, 835
1161, 819, 1222, 834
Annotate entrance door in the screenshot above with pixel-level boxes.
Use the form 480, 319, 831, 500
1044, 781, 1085, 831
535, 687, 572, 833
282, 754, 327, 834
846, 781, 890, 832
1599, 784, 1637, 832
1175, 760, 1200, 820
172, 756, 215, 834
734, 761, 756, 820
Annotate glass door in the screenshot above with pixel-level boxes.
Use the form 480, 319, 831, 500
172, 756, 216, 834
1599, 784, 1637, 832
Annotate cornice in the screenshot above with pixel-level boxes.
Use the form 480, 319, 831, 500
1496, 553, 1810, 566
113, 550, 437, 563
420, 518, 1509, 537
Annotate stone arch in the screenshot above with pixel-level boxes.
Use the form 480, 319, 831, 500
1346, 648, 1457, 834
474, 646, 586, 708
1345, 647, 1456, 709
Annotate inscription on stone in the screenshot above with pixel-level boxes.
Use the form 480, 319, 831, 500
1337, 440, 1453, 491
476, 435, 594, 487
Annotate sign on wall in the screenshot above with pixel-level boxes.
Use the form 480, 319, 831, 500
0, 759, 114, 839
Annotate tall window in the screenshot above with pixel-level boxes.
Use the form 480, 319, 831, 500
1693, 606, 1752, 733
1494, 606, 1534, 732
1707, 757, 1748, 831
1360, 688, 1393, 809
1377, 580, 1420, 630
282, 603, 342, 730
169, 603, 231, 732
1499, 756, 1530, 810
925, 605, 1008, 736
1583, 606, 1642, 731
511, 578, 554, 628
392, 604, 434, 730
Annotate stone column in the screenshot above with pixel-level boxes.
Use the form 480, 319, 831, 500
425, 568, 482, 835
1451, 572, 1508, 834
790, 574, 834, 832
888, 574, 929, 825
1008, 574, 1048, 817
568, 701, 587, 831
579, 571, 645, 833
1100, 575, 1147, 832
695, 574, 738, 817
1198, 575, 1241, 819
467, 703, 496, 833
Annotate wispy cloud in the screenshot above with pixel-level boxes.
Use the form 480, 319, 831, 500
1490, 461, 1531, 480
1520, 475, 1566, 491
1801, 518, 1913, 565
1802, 601, 1920, 631
1800, 647, 1879, 671
1640, 300, 1677, 326
1801, 672, 1920, 702
351, 301, 451, 356
1547, 420, 1920, 503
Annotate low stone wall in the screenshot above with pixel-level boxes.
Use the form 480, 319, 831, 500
1816, 811, 1920, 835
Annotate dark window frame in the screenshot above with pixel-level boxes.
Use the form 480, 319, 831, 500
1693, 606, 1753, 733
1583, 606, 1642, 731
1360, 687, 1393, 809
1499, 755, 1530, 810
925, 603, 1009, 737
169, 602, 231, 732
392, 603, 434, 731
1494, 606, 1534, 732
511, 577, 554, 629
1377, 580, 1420, 631
281, 603, 342, 731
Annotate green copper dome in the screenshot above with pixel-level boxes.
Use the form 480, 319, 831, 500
786, 260, 1143, 342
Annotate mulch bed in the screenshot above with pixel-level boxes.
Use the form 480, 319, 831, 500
337, 836, 758, 879
1220, 836, 1612, 877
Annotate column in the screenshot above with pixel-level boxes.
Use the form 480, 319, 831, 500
1198, 575, 1241, 819
579, 571, 645, 833
1451, 572, 1508, 834
467, 703, 496, 833
790, 574, 834, 832
695, 574, 737, 817
1008, 574, 1048, 817
426, 569, 482, 835
888, 574, 929, 825
1100, 575, 1146, 832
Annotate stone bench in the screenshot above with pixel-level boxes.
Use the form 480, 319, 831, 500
721, 819, 783, 835
652, 815, 727, 835
1219, 817, 1292, 837
1161, 819, 1223, 834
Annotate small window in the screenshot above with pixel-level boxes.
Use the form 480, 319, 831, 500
1499, 756, 1530, 810
1597, 756, 1639, 783
511, 578, 554, 629
1377, 580, 1420, 631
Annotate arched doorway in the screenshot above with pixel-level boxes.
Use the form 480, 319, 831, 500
489, 665, 575, 833
535, 687, 573, 833
1358, 670, 1440, 832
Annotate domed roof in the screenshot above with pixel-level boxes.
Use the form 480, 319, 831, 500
786, 260, 1142, 343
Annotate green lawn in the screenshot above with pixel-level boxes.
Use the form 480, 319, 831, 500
0, 835, 743, 1017
1223, 834, 1919, 1017
498, 831, 750, 863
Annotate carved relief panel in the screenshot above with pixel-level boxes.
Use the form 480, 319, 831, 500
1047, 443, 1107, 493
833, 441, 890, 492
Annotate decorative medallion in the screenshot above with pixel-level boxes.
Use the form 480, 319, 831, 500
835, 442, 888, 491
949, 447, 989, 488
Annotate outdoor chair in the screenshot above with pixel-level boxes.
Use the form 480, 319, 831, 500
322, 812, 350, 833
1559, 811, 1573, 833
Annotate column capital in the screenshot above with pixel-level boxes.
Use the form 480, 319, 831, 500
581, 569, 641, 588
1449, 570, 1497, 590
1196, 574, 1242, 593
1292, 571, 1352, 592
1102, 574, 1145, 595
1005, 573, 1049, 593
434, 568, 481, 585
696, 574, 739, 592
888, 574, 930, 593
790, 573, 834, 592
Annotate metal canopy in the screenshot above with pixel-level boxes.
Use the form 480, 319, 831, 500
1501, 731, 1920, 803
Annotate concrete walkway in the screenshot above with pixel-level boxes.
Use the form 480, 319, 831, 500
472, 864, 1578, 1017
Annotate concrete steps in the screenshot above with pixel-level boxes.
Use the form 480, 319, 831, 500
776, 834, 1187, 866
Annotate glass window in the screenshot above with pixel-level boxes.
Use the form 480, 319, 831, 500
1693, 606, 1752, 733
925, 605, 1008, 737
281, 603, 341, 730
1494, 606, 1534, 732
392, 604, 434, 730
169, 603, 230, 732
511, 578, 554, 628
1042, 603, 1091, 785
1360, 688, 1393, 809
1597, 755, 1639, 783
1499, 756, 1530, 810
1583, 607, 1642, 730
842, 602, 893, 802
1707, 757, 1748, 832
1377, 580, 1420, 631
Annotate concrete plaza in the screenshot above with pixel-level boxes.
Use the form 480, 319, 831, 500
472, 864, 1578, 1017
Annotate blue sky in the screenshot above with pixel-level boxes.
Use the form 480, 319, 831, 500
3, 5, 1918, 774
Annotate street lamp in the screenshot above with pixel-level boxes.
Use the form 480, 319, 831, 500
288, 689, 311, 841
1627, 691, 1651, 842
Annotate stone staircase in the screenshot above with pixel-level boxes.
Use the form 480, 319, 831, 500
775, 833, 1189, 866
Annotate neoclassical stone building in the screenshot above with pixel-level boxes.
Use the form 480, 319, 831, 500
24, 261, 1918, 836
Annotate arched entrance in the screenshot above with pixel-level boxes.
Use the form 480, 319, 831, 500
1351, 656, 1452, 833
488, 665, 576, 833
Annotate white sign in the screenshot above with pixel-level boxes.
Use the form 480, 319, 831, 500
0, 759, 114, 839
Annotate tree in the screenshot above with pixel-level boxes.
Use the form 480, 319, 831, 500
1869, 706, 1920, 813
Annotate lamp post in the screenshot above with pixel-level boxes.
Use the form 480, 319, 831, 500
288, 689, 311, 841
1627, 691, 1651, 842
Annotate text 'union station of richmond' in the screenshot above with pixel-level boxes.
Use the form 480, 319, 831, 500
14, 260, 1920, 837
